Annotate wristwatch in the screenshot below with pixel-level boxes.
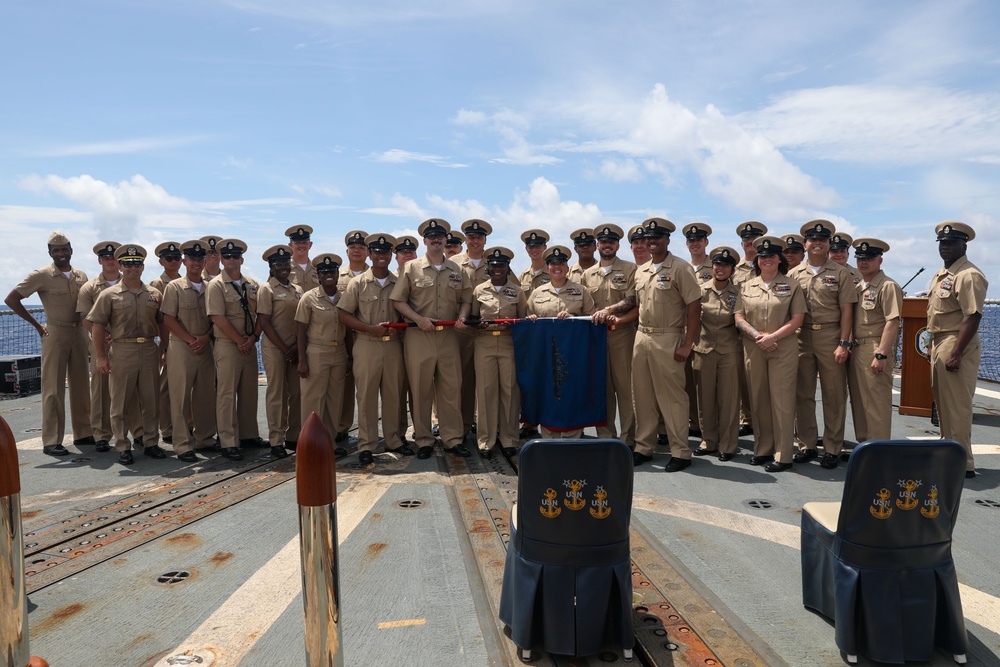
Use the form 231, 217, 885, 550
874, 352, 888, 360
839, 340, 852, 348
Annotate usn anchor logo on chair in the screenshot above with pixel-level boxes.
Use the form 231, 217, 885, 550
564, 479, 587, 511
920, 485, 941, 519
590, 486, 611, 519
870, 488, 893, 519
896, 479, 922, 510
540, 488, 562, 518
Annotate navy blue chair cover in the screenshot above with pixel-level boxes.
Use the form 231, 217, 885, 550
499, 439, 635, 657
801, 440, 969, 664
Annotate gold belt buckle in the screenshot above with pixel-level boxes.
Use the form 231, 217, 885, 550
608, 324, 617, 331
435, 325, 444, 331
492, 330, 501, 337
330, 341, 339, 346
135, 337, 148, 343
809, 324, 822, 331
381, 335, 392, 342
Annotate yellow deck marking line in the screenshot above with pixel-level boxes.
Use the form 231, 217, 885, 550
378, 618, 427, 629
154, 478, 393, 667
634, 492, 1000, 635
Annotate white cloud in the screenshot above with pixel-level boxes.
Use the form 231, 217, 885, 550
34, 135, 209, 157
596, 158, 642, 183
451, 108, 562, 166
360, 193, 427, 218
369, 149, 468, 168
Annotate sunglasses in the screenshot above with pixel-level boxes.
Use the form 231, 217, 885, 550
119, 260, 144, 268
220, 252, 243, 259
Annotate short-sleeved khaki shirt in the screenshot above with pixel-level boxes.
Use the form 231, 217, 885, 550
527, 280, 595, 318
149, 271, 178, 296
161, 276, 212, 338
77, 273, 121, 319
390, 256, 472, 321
787, 260, 858, 325
518, 266, 551, 296
854, 271, 902, 339
16, 263, 89, 325
732, 259, 755, 286
843, 263, 862, 289
295, 287, 345, 346
257, 277, 303, 347
337, 269, 399, 325
205, 272, 260, 338
581, 258, 637, 310
290, 263, 319, 290
735, 274, 807, 334
454, 253, 490, 288
635, 254, 702, 330
694, 282, 740, 355
87, 282, 162, 339
927, 255, 988, 335
472, 280, 527, 320
691, 258, 713, 285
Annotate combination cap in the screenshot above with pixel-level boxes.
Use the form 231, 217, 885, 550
643, 217, 675, 237
736, 221, 767, 239
627, 224, 648, 242
155, 241, 183, 258
365, 233, 397, 252
180, 240, 208, 258
520, 229, 550, 246
853, 238, 890, 259
782, 234, 805, 250
218, 239, 248, 255
394, 235, 418, 253
683, 222, 712, 239
754, 236, 785, 257
200, 235, 223, 252
446, 230, 465, 246
115, 244, 147, 262
569, 228, 596, 245
710, 246, 739, 266
312, 253, 344, 272
344, 229, 368, 246
93, 241, 121, 257
418, 218, 451, 237
262, 244, 293, 264
544, 245, 572, 263
484, 246, 515, 264
801, 219, 835, 239
830, 232, 853, 250
594, 224, 625, 241
461, 219, 493, 236
285, 225, 313, 241
935, 221, 975, 242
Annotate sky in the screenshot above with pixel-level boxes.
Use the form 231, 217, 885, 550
1, 0, 998, 296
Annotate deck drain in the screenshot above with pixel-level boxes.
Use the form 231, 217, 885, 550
157, 571, 191, 584
974, 499, 1000, 508
744, 499, 773, 510
165, 649, 215, 665
398, 499, 424, 509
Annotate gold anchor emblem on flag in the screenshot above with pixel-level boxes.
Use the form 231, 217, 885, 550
920, 485, 941, 519
589, 486, 611, 519
563, 479, 586, 511
870, 488, 893, 520
539, 488, 561, 519
895, 479, 921, 510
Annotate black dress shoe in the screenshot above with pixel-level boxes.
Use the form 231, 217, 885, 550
717, 452, 734, 462
518, 426, 538, 439
819, 453, 838, 469
240, 437, 270, 448
764, 461, 793, 473
633, 451, 652, 467
965, 470, 976, 479
161, 435, 173, 445
358, 450, 374, 465
335, 431, 349, 443
43, 444, 70, 456
840, 450, 852, 462
390, 444, 416, 456
444, 443, 472, 457
178, 451, 198, 463
692, 448, 716, 456
479, 447, 493, 459
335, 446, 348, 458
664, 457, 692, 473
118, 450, 134, 465
657, 434, 669, 446
222, 447, 243, 461
417, 446, 433, 459
749, 455, 774, 466
95, 440, 111, 453
502, 447, 518, 457
793, 448, 818, 463
270, 446, 289, 459
74, 436, 96, 446
144, 444, 167, 459
284, 440, 297, 451
738, 424, 753, 437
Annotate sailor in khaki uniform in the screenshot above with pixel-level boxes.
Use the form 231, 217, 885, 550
733, 221, 767, 436
585, 224, 638, 444
200, 235, 223, 282
338, 234, 414, 464
518, 229, 551, 295
336, 230, 370, 443
161, 240, 218, 462
472, 247, 528, 457
150, 241, 183, 444
630, 218, 702, 471
286, 225, 319, 290
87, 244, 168, 465
782, 234, 805, 270
734, 237, 807, 471
296, 253, 349, 456
829, 232, 862, 288
927, 222, 988, 478
206, 239, 263, 461
445, 230, 465, 258
691, 247, 742, 460
452, 219, 494, 438
391, 218, 474, 459
789, 220, 858, 469
257, 244, 302, 459
393, 235, 419, 443
683, 223, 714, 434
568, 228, 597, 281
5, 231, 93, 455
628, 224, 651, 266
846, 238, 902, 445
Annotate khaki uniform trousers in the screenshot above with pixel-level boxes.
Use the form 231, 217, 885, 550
158, 364, 172, 439
632, 330, 690, 459
41, 323, 92, 446
458, 328, 477, 433
214, 339, 260, 449
738, 349, 753, 427
596, 326, 636, 443
685, 356, 699, 427
337, 331, 355, 437
109, 341, 159, 451
404, 328, 464, 450
262, 342, 301, 447
692, 349, 740, 454
474, 331, 520, 450
795, 328, 848, 455
166, 340, 217, 454
300, 344, 347, 442
744, 338, 798, 463
353, 336, 404, 453
847, 338, 896, 443
931, 333, 979, 472
89, 338, 146, 443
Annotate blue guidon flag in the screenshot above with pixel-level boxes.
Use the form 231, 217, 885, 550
511, 318, 608, 431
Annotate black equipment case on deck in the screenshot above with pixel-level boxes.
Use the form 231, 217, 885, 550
0, 355, 42, 397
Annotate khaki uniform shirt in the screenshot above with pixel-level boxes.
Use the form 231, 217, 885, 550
290, 263, 320, 290
733, 259, 755, 286
201, 269, 222, 283
16, 263, 89, 325
581, 258, 637, 309
149, 272, 178, 296
454, 253, 490, 288
787, 260, 858, 326
927, 255, 988, 335
295, 287, 345, 346
77, 273, 121, 319
843, 263, 862, 289
338, 265, 368, 293
87, 282, 163, 339
338, 269, 400, 325
568, 262, 595, 282
694, 282, 741, 355
205, 272, 260, 339
735, 275, 807, 333
691, 258, 713, 285
527, 280, 595, 317
256, 277, 303, 347
518, 266, 551, 296
390, 256, 472, 320
161, 277, 212, 337
634, 254, 702, 329
472, 280, 528, 320
854, 271, 902, 339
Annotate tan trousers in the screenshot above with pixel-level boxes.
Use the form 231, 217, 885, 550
931, 333, 979, 472
404, 329, 464, 449
158, 364, 172, 438
41, 323, 92, 445
847, 338, 896, 443
795, 328, 848, 455
262, 343, 301, 447
109, 341, 159, 451
692, 349, 740, 453
458, 329, 477, 434
596, 327, 636, 443
214, 339, 260, 449
90, 339, 145, 443
744, 338, 798, 463
300, 345, 347, 442
353, 337, 404, 453
337, 331, 355, 436
632, 330, 690, 459
474, 332, 520, 450
167, 339, 217, 453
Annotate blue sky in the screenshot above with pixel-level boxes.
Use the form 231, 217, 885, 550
2, 0, 998, 294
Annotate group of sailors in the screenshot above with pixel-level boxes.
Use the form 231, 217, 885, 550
3, 216, 987, 479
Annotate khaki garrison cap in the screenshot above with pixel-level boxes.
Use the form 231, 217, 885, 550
93, 241, 121, 257
47, 231, 71, 246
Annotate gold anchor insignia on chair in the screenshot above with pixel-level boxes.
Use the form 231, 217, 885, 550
895, 479, 922, 510
870, 488, 893, 520
920, 485, 941, 519
563, 479, 587, 511
539, 488, 562, 519
589, 486, 611, 519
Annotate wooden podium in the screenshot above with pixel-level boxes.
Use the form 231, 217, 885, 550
899, 297, 933, 416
